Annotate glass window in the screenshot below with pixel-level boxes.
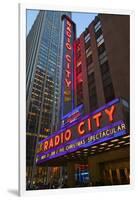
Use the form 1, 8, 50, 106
100, 61, 109, 74
95, 28, 102, 39
85, 33, 90, 43
100, 56, 108, 65
97, 34, 103, 43
86, 49, 92, 58
98, 43, 105, 55
99, 51, 108, 65
85, 46, 92, 55
99, 51, 106, 60
97, 38, 104, 47
94, 21, 101, 32
85, 39, 91, 50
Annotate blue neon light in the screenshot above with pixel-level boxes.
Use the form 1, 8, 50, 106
62, 104, 83, 120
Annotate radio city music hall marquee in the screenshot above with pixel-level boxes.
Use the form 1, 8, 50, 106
36, 98, 128, 164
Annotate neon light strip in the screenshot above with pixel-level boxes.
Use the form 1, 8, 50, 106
61, 19, 66, 119
62, 104, 83, 120
38, 98, 120, 144
71, 27, 75, 111
61, 16, 75, 118
73, 41, 77, 107
37, 123, 126, 164
61, 115, 82, 128
37, 120, 124, 158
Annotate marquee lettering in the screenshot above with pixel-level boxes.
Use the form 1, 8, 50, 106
105, 105, 115, 122
93, 112, 102, 128
65, 20, 72, 90
78, 121, 85, 135
38, 104, 118, 153
41, 129, 72, 152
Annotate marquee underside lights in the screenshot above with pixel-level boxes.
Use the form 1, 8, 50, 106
36, 98, 128, 164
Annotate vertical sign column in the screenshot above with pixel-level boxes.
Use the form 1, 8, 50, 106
61, 15, 76, 118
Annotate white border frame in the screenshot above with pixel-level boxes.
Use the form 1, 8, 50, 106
19, 3, 134, 197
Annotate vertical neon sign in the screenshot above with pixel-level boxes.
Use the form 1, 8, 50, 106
61, 15, 76, 118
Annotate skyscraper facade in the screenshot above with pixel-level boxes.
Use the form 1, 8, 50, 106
26, 10, 71, 188
74, 14, 129, 115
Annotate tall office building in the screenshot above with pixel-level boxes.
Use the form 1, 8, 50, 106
26, 10, 71, 188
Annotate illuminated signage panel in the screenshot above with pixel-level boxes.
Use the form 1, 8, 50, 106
61, 15, 76, 117
36, 98, 128, 164
61, 104, 84, 127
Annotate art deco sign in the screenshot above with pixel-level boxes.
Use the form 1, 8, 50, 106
61, 15, 76, 117
36, 98, 128, 164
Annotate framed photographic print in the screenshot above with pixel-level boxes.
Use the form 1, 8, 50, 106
19, 2, 133, 196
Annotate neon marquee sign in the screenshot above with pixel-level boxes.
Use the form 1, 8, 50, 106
65, 20, 72, 89
36, 98, 128, 164
61, 15, 76, 117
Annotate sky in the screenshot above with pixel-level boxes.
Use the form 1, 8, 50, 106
72, 12, 97, 37
26, 10, 39, 35
26, 10, 97, 37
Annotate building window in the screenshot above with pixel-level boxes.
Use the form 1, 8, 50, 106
88, 72, 98, 111
97, 34, 103, 43
99, 51, 108, 65
86, 54, 93, 66
101, 62, 110, 81
99, 51, 107, 60
100, 61, 115, 103
103, 76, 113, 87
100, 56, 108, 65
95, 27, 102, 39
87, 64, 94, 75
94, 21, 101, 32
86, 48, 92, 58
85, 33, 90, 43
85, 46, 92, 55
97, 34, 104, 47
98, 42, 106, 55
84, 28, 89, 37
85, 39, 91, 50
